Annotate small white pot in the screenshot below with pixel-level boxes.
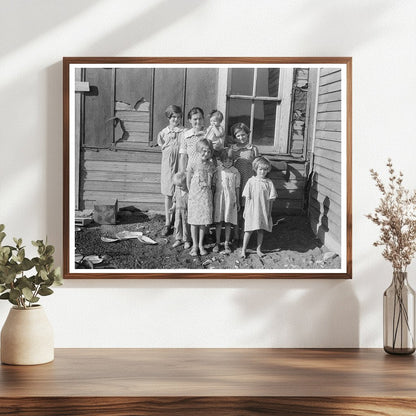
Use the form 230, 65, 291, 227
1, 305, 54, 365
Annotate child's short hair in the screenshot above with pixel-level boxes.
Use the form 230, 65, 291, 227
195, 138, 213, 153
165, 105, 182, 119
252, 156, 271, 173
230, 122, 250, 137
187, 107, 204, 120
209, 109, 224, 122
219, 147, 234, 163
173, 171, 186, 186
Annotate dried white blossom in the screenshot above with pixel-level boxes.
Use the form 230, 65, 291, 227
366, 159, 416, 272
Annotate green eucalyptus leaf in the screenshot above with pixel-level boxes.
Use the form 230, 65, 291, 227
0, 292, 10, 299
17, 276, 35, 290
0, 285, 6, 294
22, 287, 34, 301
0, 269, 17, 285
20, 258, 34, 271
17, 248, 25, 263
38, 287, 54, 296
53, 267, 63, 285
9, 288, 21, 301
39, 269, 48, 281
0, 231, 6, 244
0, 224, 5, 232
45, 245, 55, 256
32, 240, 43, 247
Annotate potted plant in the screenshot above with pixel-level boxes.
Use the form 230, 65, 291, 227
367, 159, 416, 354
0, 224, 62, 365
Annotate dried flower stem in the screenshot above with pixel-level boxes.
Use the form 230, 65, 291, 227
366, 159, 416, 272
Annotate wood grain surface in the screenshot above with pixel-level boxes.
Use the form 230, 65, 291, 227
1, 348, 415, 415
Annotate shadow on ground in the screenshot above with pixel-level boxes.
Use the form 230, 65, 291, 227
75, 211, 340, 271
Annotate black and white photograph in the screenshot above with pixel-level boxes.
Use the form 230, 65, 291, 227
63, 58, 352, 278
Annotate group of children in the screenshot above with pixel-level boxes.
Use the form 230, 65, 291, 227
156, 105, 277, 258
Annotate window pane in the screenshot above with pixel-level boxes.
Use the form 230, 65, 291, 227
227, 99, 277, 147
230, 68, 254, 95
252, 101, 277, 147
227, 99, 252, 135
256, 68, 280, 97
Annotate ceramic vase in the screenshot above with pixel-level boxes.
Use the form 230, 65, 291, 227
1, 305, 54, 365
383, 271, 416, 355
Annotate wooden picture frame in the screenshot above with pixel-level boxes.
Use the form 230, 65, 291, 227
63, 57, 352, 279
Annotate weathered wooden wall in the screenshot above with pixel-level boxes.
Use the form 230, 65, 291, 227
79, 68, 218, 213
269, 160, 306, 215
81, 149, 164, 213
308, 68, 342, 254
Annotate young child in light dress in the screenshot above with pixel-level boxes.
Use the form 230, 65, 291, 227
205, 109, 225, 158
229, 122, 259, 241
179, 107, 206, 172
241, 157, 277, 259
169, 172, 191, 250
157, 105, 184, 236
213, 148, 241, 254
186, 139, 216, 256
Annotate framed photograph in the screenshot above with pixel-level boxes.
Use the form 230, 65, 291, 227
63, 57, 352, 279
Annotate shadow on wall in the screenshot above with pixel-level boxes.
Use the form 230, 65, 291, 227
317, 196, 331, 247
1, 0, 102, 56
299, 0, 394, 50
46, 0, 203, 262
79, 0, 204, 55
234, 280, 359, 347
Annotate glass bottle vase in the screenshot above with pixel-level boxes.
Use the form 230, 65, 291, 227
383, 271, 416, 355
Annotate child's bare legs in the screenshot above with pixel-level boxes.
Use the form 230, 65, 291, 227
241, 231, 252, 258
213, 223, 222, 252
190, 225, 207, 256
256, 230, 265, 257
190, 224, 199, 256
162, 195, 173, 236
224, 223, 232, 253
199, 225, 207, 255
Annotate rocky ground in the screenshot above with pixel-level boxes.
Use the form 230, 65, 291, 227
74, 207, 341, 272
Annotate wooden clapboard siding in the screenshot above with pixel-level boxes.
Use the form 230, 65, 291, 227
80, 149, 163, 213
267, 161, 307, 215
84, 160, 160, 173
84, 149, 161, 163
85, 171, 160, 183
308, 68, 342, 254
84, 199, 164, 213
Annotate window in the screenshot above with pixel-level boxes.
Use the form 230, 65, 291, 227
226, 68, 294, 154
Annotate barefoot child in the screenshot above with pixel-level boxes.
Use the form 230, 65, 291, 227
205, 110, 225, 158
241, 157, 277, 259
213, 148, 240, 254
157, 105, 185, 236
230, 122, 259, 241
170, 172, 191, 249
187, 139, 215, 256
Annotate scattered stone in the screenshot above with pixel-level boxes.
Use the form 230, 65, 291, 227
323, 252, 338, 261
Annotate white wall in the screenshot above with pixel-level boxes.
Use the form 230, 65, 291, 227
1, 0, 415, 348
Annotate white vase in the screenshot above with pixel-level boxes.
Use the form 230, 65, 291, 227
1, 305, 54, 365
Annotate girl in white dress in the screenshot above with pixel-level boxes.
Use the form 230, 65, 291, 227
187, 139, 216, 256
213, 148, 241, 254
156, 105, 184, 236
241, 157, 277, 259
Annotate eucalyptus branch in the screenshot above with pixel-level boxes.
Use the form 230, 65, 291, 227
0, 224, 62, 309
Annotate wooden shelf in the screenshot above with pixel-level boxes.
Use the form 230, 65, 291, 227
1, 348, 415, 415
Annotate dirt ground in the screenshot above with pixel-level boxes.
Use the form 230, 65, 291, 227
75, 207, 341, 271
